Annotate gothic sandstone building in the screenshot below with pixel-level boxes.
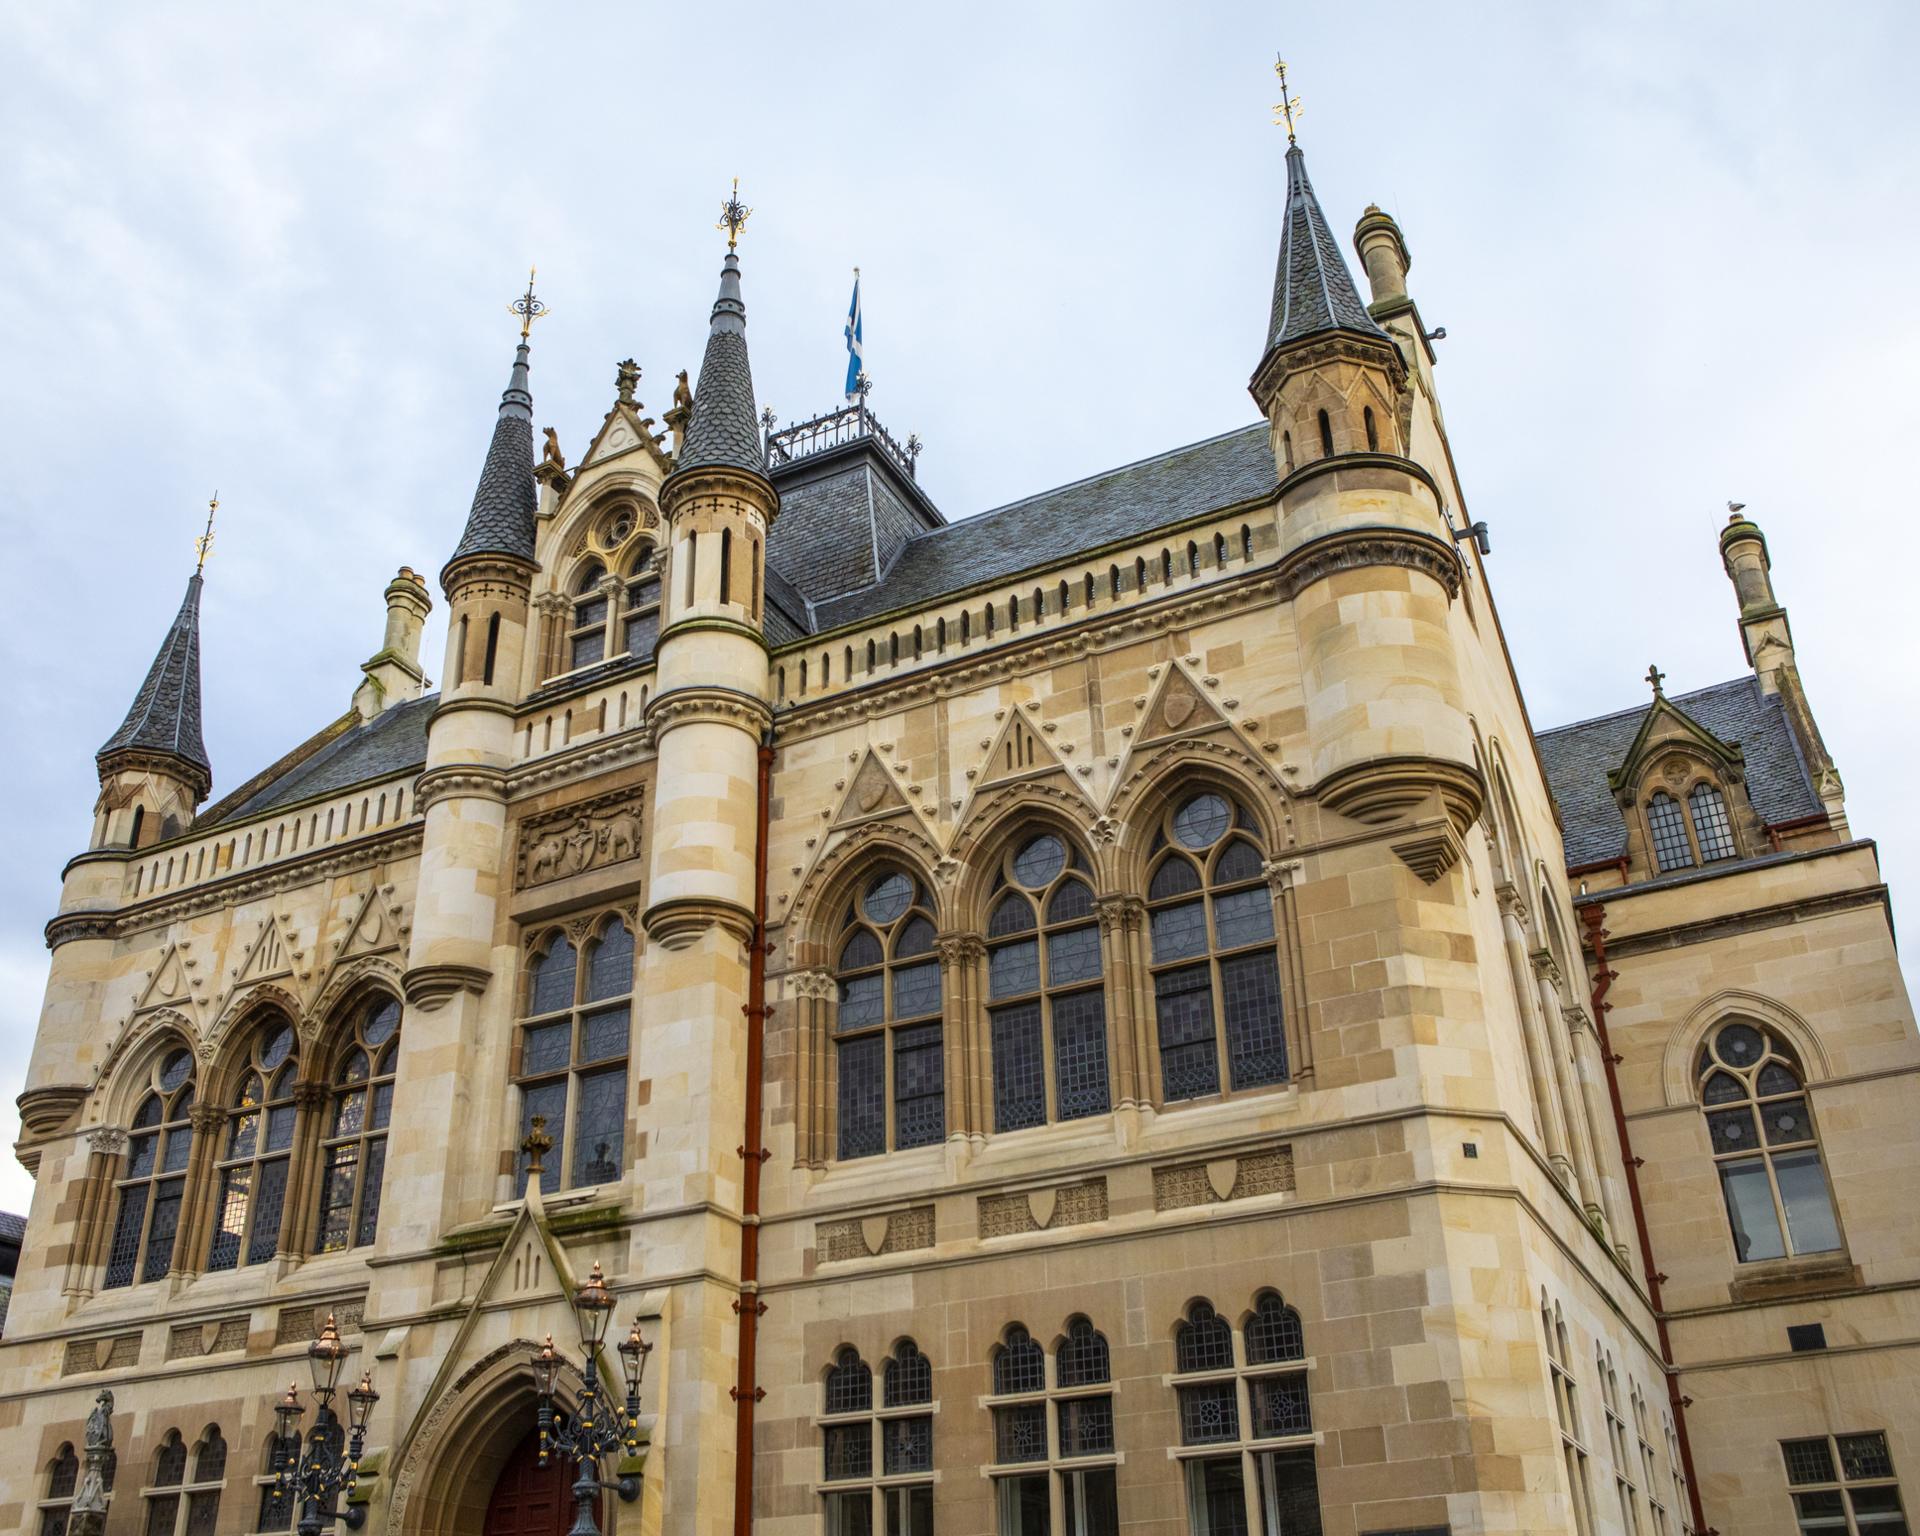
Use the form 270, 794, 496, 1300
5, 128, 1917, 1536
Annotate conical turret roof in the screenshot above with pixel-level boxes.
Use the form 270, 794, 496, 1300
1264, 143, 1390, 356
446, 339, 538, 573
99, 571, 211, 788
673, 252, 767, 479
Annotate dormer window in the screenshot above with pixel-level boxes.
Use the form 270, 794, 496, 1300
569, 560, 609, 670
1646, 779, 1741, 873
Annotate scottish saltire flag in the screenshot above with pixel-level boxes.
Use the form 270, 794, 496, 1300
843, 268, 864, 401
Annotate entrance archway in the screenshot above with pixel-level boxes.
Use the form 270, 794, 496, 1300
485, 1427, 590, 1536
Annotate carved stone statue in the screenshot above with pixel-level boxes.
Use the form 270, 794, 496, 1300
69, 1390, 114, 1534
672, 369, 693, 415
542, 427, 568, 472
615, 358, 641, 406
664, 369, 694, 454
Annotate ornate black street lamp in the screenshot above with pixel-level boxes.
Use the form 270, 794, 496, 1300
533, 1261, 652, 1536
271, 1314, 378, 1534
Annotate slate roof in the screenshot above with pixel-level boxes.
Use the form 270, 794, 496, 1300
1265, 144, 1390, 354
762, 562, 812, 644
1537, 676, 1821, 869
447, 341, 538, 569
99, 572, 211, 778
0, 1211, 24, 1244
674, 253, 766, 479
808, 423, 1278, 630
210, 694, 437, 824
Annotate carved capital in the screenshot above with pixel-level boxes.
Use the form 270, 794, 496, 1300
414, 763, 511, 813
934, 933, 986, 966
83, 1125, 129, 1158
187, 1103, 228, 1134
1529, 946, 1564, 990
1275, 525, 1463, 602
1261, 857, 1304, 895
788, 968, 837, 1002
1494, 880, 1531, 926
643, 688, 773, 744
1562, 1004, 1594, 1038
1094, 894, 1146, 934
402, 963, 491, 1011
291, 1080, 332, 1113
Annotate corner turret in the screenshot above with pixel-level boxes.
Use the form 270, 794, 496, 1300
93, 570, 212, 849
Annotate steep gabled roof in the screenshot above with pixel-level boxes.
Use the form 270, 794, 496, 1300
205, 693, 437, 825
1264, 144, 1390, 356
1538, 677, 1821, 869
98, 571, 211, 784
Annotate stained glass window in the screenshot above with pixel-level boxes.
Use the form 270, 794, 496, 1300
105, 1047, 197, 1289
623, 548, 663, 660
515, 918, 632, 1195
1699, 1022, 1840, 1263
835, 870, 945, 1159
567, 560, 609, 671
1148, 795, 1287, 1103
986, 833, 1110, 1132
206, 1022, 300, 1272
316, 996, 400, 1253
821, 1343, 934, 1529
1782, 1432, 1909, 1535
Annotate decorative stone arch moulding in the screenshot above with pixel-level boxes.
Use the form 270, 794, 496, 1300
90, 1007, 202, 1127
947, 784, 1105, 930
781, 815, 947, 969
1659, 989, 1833, 1109
204, 981, 305, 1065
306, 957, 407, 1064
1103, 736, 1291, 894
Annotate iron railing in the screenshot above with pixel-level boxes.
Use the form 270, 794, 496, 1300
765, 400, 920, 480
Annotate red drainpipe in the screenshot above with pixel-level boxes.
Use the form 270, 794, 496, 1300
732, 735, 774, 1536
1581, 903, 1715, 1536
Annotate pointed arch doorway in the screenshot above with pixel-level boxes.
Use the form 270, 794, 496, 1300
485, 1426, 595, 1536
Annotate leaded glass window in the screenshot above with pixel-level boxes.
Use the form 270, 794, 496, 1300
1699, 1021, 1841, 1263
1544, 1298, 1600, 1536
995, 1328, 1047, 1395
568, 560, 610, 671
1689, 783, 1737, 863
514, 918, 633, 1195
315, 994, 401, 1253
1647, 777, 1743, 874
834, 870, 945, 1159
1646, 792, 1693, 872
142, 1430, 224, 1536
986, 833, 1111, 1132
104, 1046, 197, 1289
38, 1445, 79, 1536
989, 1319, 1121, 1534
1783, 1431, 1909, 1534
821, 1343, 934, 1532
623, 547, 663, 661
1147, 792, 1287, 1103
208, 1020, 300, 1271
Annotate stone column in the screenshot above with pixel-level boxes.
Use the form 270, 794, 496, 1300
1496, 885, 1575, 1192
1095, 896, 1144, 1110
1563, 999, 1632, 1262
937, 935, 986, 1142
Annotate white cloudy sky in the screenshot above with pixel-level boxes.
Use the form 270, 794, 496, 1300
1, 3, 1915, 1214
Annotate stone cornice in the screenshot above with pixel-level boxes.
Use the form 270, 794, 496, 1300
45, 913, 119, 951
413, 763, 511, 812
1274, 523, 1463, 602
96, 745, 213, 804
441, 552, 537, 604
402, 963, 491, 1011
655, 615, 771, 654
644, 687, 772, 743
659, 462, 779, 525
510, 730, 656, 800
642, 895, 756, 949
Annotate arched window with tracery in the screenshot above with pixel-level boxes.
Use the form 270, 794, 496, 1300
1146, 790, 1287, 1102
986, 1319, 1118, 1533
37, 1444, 79, 1536
622, 548, 662, 660
1646, 779, 1740, 873
818, 1339, 934, 1535
315, 994, 401, 1253
568, 560, 610, 671
207, 1017, 299, 1271
1698, 1020, 1841, 1263
143, 1426, 224, 1536
104, 1046, 197, 1288
985, 832, 1109, 1132
514, 917, 633, 1195
833, 870, 944, 1160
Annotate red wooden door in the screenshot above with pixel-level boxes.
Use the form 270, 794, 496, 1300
484, 1427, 590, 1536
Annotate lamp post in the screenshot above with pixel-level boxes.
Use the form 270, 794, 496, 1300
533, 1261, 652, 1536
271, 1314, 378, 1535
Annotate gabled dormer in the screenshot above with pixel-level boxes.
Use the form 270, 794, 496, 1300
1606, 677, 1762, 878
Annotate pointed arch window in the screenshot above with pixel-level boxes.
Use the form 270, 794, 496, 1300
985, 833, 1110, 1132
104, 1047, 197, 1288
622, 549, 662, 660
37, 1444, 79, 1536
819, 1342, 934, 1536
208, 1018, 299, 1271
515, 917, 633, 1194
568, 560, 610, 671
1174, 1294, 1321, 1535
988, 1319, 1118, 1535
1647, 780, 1741, 873
1699, 1021, 1841, 1263
142, 1427, 224, 1536
315, 995, 401, 1252
834, 871, 945, 1159
1544, 1298, 1600, 1536
1146, 792, 1287, 1102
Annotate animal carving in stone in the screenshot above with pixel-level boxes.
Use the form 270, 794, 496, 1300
519, 798, 647, 888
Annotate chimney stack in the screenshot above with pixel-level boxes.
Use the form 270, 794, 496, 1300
352, 565, 432, 720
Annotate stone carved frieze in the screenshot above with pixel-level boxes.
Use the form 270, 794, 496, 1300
515, 791, 646, 890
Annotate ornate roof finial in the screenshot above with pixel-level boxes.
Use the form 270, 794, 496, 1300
511, 266, 549, 339
1272, 55, 1302, 144
615, 358, 641, 406
194, 492, 218, 573
1646, 663, 1667, 698
717, 177, 752, 252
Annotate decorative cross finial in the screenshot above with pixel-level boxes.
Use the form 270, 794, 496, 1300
717, 177, 752, 251
1646, 663, 1666, 698
906, 433, 922, 462
511, 267, 549, 339
1272, 55, 1302, 143
521, 1112, 554, 1176
854, 370, 873, 402
615, 358, 641, 405
760, 405, 778, 437
194, 492, 218, 573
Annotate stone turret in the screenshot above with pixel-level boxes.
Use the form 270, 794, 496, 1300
92, 571, 212, 850
1252, 139, 1479, 877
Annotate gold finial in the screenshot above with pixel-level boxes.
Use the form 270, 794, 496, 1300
194, 492, 218, 573
1272, 55, 1302, 143
511, 266, 549, 339
717, 177, 752, 251
521, 1112, 554, 1176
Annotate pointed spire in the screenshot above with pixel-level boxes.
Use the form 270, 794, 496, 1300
1263, 142, 1390, 359
98, 570, 212, 796
673, 244, 768, 480
445, 283, 543, 579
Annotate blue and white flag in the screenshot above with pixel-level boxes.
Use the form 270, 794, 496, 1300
843, 268, 864, 401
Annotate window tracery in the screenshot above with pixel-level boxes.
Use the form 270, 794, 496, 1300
833, 870, 945, 1159
105, 1046, 197, 1289
514, 918, 634, 1195
207, 1018, 300, 1271
315, 994, 400, 1253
